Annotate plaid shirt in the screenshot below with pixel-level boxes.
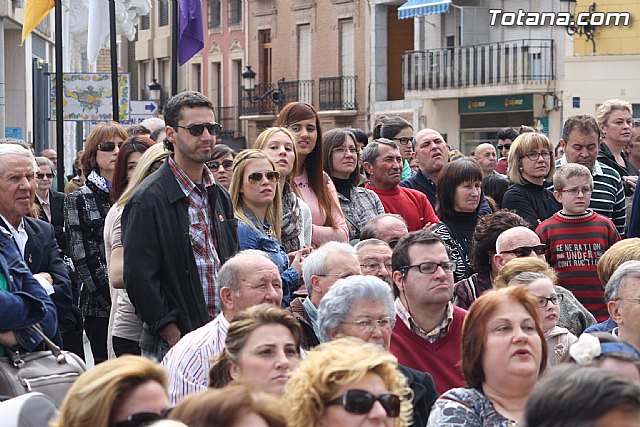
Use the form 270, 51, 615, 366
168, 157, 220, 317
337, 186, 385, 239
395, 298, 454, 343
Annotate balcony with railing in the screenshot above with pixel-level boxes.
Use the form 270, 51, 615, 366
402, 39, 554, 95
240, 79, 313, 116
217, 106, 240, 138
319, 76, 357, 111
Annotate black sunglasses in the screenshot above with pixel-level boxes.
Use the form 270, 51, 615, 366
98, 141, 122, 152
36, 173, 55, 179
501, 244, 546, 257
325, 389, 401, 418
247, 171, 280, 183
207, 159, 234, 170
497, 143, 511, 150
175, 122, 221, 136
111, 407, 172, 427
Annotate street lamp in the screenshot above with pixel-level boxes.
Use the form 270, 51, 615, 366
148, 78, 162, 104
241, 65, 284, 108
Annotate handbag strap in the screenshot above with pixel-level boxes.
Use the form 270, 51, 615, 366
8, 325, 66, 367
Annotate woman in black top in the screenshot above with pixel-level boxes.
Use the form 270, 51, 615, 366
502, 132, 560, 228
432, 158, 483, 282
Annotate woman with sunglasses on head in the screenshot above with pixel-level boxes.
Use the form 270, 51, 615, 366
275, 102, 349, 246
64, 121, 128, 364
323, 128, 384, 240
372, 116, 414, 180
253, 127, 313, 253
207, 144, 236, 190
285, 337, 413, 427
50, 355, 170, 427
209, 304, 302, 396
230, 149, 305, 306
502, 132, 560, 229
428, 286, 546, 426
105, 142, 170, 359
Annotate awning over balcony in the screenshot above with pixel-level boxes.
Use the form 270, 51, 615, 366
398, 0, 451, 20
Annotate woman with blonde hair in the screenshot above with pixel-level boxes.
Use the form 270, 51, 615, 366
50, 355, 170, 427
595, 99, 638, 194
105, 143, 170, 357
230, 150, 305, 305
253, 127, 312, 253
170, 382, 286, 427
209, 304, 302, 395
284, 337, 413, 427
502, 132, 560, 228
494, 257, 595, 336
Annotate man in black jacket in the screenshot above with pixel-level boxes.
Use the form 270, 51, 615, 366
122, 91, 239, 361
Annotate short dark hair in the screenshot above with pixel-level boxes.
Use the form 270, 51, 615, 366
497, 127, 518, 142
211, 143, 237, 161
462, 286, 547, 389
163, 91, 215, 151
391, 230, 448, 274
361, 138, 399, 168
125, 124, 151, 137
469, 210, 530, 273
345, 127, 368, 147
562, 115, 600, 143
482, 174, 509, 208
436, 157, 483, 220
525, 364, 640, 427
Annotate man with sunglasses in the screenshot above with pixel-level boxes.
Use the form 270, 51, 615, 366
390, 230, 467, 394
495, 127, 518, 175
122, 91, 239, 361
493, 226, 547, 270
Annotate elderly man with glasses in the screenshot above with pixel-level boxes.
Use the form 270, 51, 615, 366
605, 260, 640, 352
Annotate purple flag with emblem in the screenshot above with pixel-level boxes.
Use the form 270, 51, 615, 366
178, 0, 204, 66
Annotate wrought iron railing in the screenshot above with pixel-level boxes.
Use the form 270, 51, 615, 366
279, 80, 314, 106
217, 106, 240, 137
402, 39, 554, 91
319, 76, 358, 111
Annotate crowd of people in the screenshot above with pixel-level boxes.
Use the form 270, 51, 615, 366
0, 92, 639, 426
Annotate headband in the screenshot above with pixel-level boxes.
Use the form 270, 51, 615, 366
569, 333, 640, 365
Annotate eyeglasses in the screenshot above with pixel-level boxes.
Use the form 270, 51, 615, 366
36, 173, 55, 179
402, 261, 456, 274
617, 297, 640, 305
393, 137, 414, 146
522, 151, 551, 161
333, 147, 358, 155
497, 143, 511, 150
111, 407, 172, 427
316, 272, 356, 280
247, 171, 280, 183
538, 294, 563, 308
343, 317, 394, 332
325, 389, 401, 418
557, 186, 593, 196
206, 159, 234, 170
500, 244, 546, 258
175, 122, 222, 136
97, 141, 122, 152
360, 261, 392, 273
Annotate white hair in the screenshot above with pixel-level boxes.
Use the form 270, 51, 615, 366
140, 117, 166, 132
0, 144, 37, 171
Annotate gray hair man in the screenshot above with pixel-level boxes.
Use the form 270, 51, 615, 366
605, 260, 640, 352
288, 241, 361, 349
355, 238, 393, 285
318, 275, 438, 426
162, 250, 282, 404
359, 213, 408, 249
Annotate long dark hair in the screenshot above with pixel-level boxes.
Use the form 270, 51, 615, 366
275, 102, 340, 228
110, 135, 153, 202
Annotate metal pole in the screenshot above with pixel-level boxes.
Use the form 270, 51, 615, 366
55, 0, 64, 190
109, 0, 119, 122
172, 0, 178, 95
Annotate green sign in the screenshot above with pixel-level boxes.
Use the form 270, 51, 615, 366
459, 94, 533, 114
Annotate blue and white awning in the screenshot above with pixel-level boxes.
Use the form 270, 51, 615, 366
398, 0, 452, 20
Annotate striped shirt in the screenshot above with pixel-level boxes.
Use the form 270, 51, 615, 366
536, 210, 620, 321
554, 157, 626, 234
168, 157, 220, 317
162, 312, 229, 404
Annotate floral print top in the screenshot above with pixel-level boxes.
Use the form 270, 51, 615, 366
427, 388, 519, 427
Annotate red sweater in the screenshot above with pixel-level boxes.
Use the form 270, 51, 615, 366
390, 306, 467, 394
536, 210, 620, 322
364, 184, 439, 231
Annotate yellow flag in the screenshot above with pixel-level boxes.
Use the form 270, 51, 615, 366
21, 0, 56, 44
